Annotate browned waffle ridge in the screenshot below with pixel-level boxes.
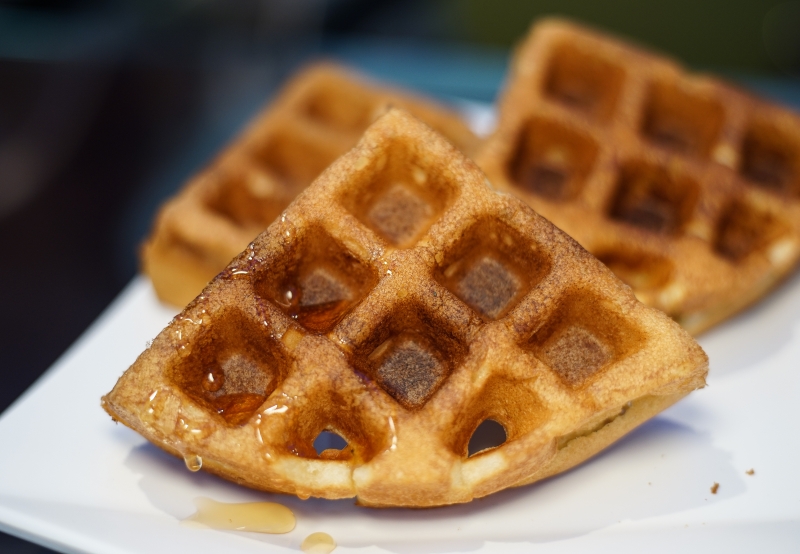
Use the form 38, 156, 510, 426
104, 109, 707, 507
478, 19, 800, 335
142, 62, 480, 308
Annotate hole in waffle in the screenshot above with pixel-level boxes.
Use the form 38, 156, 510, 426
714, 200, 789, 263
740, 123, 800, 197
543, 44, 625, 121
204, 167, 293, 232
341, 140, 456, 248
641, 81, 723, 158
351, 302, 468, 410
609, 161, 699, 235
596, 250, 673, 292
527, 292, 645, 388
168, 310, 290, 426
249, 128, 346, 193
507, 117, 599, 201
287, 391, 388, 463
255, 226, 378, 334
303, 85, 375, 133
450, 374, 549, 457
435, 218, 550, 321
467, 419, 507, 457
313, 430, 350, 459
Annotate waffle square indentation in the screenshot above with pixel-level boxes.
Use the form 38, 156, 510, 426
542, 326, 611, 385
254, 226, 378, 334
204, 163, 293, 231
435, 218, 551, 321
249, 128, 343, 193
302, 81, 376, 132
641, 81, 723, 158
448, 373, 549, 458
168, 309, 290, 425
351, 302, 468, 410
366, 184, 434, 246
371, 331, 448, 409
714, 200, 789, 262
609, 161, 698, 235
527, 292, 645, 388
341, 139, 457, 248
543, 44, 625, 122
507, 117, 599, 201
740, 124, 799, 198
456, 257, 519, 319
595, 249, 674, 293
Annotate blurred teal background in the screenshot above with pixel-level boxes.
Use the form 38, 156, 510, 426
1, 2, 799, 551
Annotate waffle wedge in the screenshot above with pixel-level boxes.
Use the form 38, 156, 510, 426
104, 109, 707, 507
478, 19, 800, 335
143, 62, 480, 307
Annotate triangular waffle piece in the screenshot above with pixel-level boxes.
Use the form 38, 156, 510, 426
478, 19, 800, 335
104, 109, 707, 507
143, 62, 480, 307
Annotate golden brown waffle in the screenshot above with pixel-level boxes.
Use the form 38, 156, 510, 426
143, 62, 480, 307
478, 19, 800, 335
103, 109, 707, 507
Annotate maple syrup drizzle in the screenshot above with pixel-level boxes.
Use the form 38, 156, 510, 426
292, 300, 349, 332
143, 389, 166, 422
280, 269, 352, 333
183, 497, 296, 533
205, 392, 266, 426
301, 532, 337, 553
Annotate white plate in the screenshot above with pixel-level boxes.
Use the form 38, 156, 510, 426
2, 102, 800, 552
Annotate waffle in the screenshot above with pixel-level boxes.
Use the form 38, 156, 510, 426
477, 19, 800, 335
103, 109, 707, 507
143, 62, 480, 307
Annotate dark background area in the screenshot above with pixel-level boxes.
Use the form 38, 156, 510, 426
1, 1, 799, 551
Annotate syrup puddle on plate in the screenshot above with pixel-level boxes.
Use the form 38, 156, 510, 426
302, 532, 337, 553
183, 497, 296, 533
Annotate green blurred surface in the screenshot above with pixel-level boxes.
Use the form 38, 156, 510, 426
457, 0, 798, 74
3, 1, 799, 75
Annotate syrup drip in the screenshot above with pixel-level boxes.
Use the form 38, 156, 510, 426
184, 453, 203, 472
301, 532, 337, 553
282, 285, 348, 333
177, 416, 210, 440
183, 497, 295, 533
